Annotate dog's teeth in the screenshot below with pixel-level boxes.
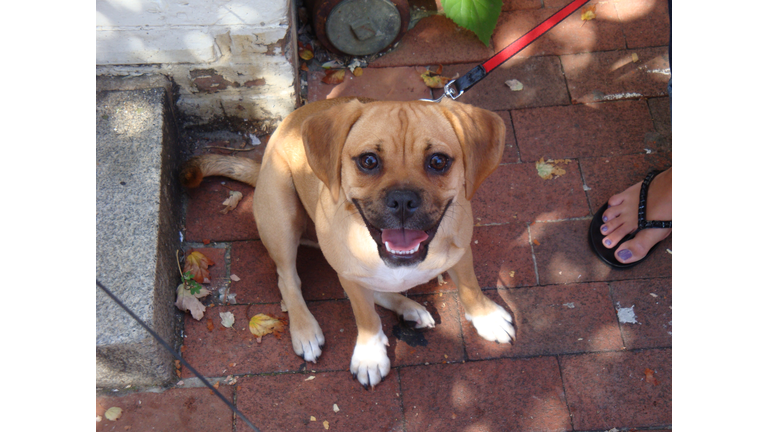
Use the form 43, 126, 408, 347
384, 242, 419, 255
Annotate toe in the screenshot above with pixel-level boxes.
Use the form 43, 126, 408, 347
601, 203, 622, 223
602, 219, 634, 249
615, 227, 670, 264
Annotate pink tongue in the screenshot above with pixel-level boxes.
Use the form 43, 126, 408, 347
381, 229, 429, 251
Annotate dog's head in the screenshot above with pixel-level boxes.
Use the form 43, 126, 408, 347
302, 98, 505, 267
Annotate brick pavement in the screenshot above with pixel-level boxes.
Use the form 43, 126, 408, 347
97, 0, 672, 430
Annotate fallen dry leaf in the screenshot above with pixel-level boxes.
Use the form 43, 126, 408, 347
105, 407, 123, 421
220, 191, 243, 214
184, 251, 215, 284
249, 313, 287, 342
321, 60, 342, 69
207, 318, 214, 332
505, 79, 524, 91
230, 274, 241, 282
353, 67, 363, 77
644, 368, 659, 386
581, 5, 596, 21
220, 311, 235, 328
322, 69, 346, 85
175, 284, 211, 320
535, 157, 567, 180
333, 403, 340, 413
323, 420, 330, 430
420, 70, 451, 89
305, 375, 316, 381
310, 416, 317, 421
632, 53, 640, 62
298, 42, 314, 61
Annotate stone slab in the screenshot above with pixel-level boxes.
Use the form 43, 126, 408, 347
96, 74, 183, 387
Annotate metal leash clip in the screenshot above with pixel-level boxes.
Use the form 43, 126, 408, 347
419, 79, 463, 103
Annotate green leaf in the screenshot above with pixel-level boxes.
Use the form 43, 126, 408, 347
442, 0, 502, 46
187, 279, 202, 295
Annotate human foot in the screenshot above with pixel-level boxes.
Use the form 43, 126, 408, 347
590, 168, 672, 267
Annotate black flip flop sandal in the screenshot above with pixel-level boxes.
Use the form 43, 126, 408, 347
589, 170, 672, 269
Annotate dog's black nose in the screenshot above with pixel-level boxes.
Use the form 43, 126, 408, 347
386, 189, 421, 220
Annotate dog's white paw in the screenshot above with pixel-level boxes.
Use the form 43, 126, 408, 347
290, 317, 325, 363
466, 304, 515, 343
349, 330, 390, 388
401, 303, 435, 329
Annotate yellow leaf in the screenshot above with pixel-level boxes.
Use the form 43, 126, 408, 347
581, 5, 596, 21
353, 67, 363, 77
535, 157, 567, 180
105, 407, 123, 421
249, 313, 287, 343
298, 42, 314, 61
323, 420, 330, 430
420, 71, 450, 89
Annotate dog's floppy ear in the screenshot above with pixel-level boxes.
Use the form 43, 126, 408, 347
301, 99, 366, 202
439, 99, 506, 199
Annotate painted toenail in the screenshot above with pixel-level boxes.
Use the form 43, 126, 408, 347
617, 249, 632, 261
601, 225, 608, 233
604, 239, 611, 246
602, 215, 608, 222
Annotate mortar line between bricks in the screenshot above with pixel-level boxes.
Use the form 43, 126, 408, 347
526, 222, 540, 286
575, 158, 597, 215
177, 346, 672, 389
554, 355, 576, 432
606, 281, 630, 349
555, 54, 574, 106
505, 109, 523, 163
231, 383, 238, 432
575, 427, 673, 432
395, 368, 407, 432
611, 0, 630, 51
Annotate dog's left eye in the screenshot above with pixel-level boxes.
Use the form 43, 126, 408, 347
426, 153, 452, 173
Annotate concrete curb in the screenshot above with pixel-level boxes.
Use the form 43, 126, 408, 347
96, 75, 183, 387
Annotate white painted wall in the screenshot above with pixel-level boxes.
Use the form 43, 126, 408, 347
96, 0, 299, 126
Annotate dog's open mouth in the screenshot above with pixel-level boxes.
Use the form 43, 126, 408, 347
353, 200, 451, 267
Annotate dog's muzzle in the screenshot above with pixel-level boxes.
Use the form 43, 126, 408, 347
353, 192, 451, 267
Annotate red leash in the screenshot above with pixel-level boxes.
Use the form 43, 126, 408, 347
423, 0, 592, 101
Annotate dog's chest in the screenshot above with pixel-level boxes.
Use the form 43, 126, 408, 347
355, 264, 440, 293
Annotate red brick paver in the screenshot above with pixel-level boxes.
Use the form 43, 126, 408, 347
99, 2, 673, 431
400, 357, 572, 432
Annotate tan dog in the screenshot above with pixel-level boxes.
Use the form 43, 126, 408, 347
181, 97, 515, 387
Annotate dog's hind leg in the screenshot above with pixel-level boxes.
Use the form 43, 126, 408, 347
448, 249, 516, 343
253, 163, 325, 363
373, 292, 435, 329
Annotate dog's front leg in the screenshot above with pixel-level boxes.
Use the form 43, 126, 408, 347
448, 248, 516, 343
373, 292, 435, 329
341, 277, 391, 388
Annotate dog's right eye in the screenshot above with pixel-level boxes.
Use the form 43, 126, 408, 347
356, 153, 380, 172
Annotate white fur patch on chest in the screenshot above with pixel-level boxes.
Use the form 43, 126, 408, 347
356, 263, 441, 293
